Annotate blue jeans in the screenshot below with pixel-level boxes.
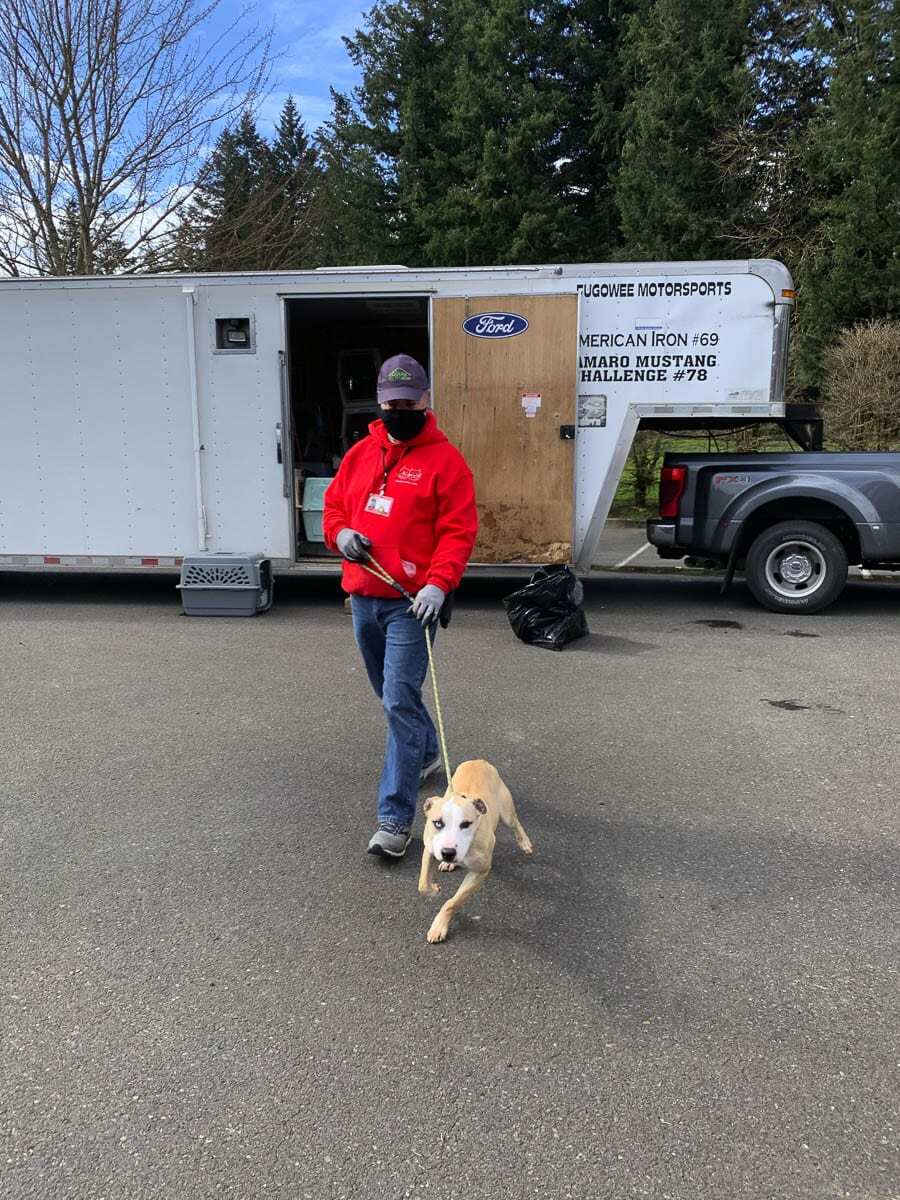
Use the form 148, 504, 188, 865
351, 596, 439, 834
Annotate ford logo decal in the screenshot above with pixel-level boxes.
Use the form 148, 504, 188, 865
462, 312, 529, 339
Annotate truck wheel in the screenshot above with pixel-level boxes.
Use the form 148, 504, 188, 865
745, 521, 848, 614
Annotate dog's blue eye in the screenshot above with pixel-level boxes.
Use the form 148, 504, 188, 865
433, 819, 444, 829
460, 820, 472, 829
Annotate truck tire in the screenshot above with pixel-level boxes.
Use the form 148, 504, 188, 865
745, 520, 848, 614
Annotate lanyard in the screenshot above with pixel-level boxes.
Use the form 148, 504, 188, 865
378, 447, 408, 496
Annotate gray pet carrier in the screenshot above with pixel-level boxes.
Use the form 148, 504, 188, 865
177, 553, 273, 617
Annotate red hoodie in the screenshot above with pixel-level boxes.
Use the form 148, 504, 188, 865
322, 412, 478, 598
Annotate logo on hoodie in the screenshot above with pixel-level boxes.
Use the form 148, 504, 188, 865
396, 466, 423, 485
462, 312, 529, 339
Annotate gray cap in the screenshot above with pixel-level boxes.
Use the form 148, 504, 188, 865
377, 354, 429, 404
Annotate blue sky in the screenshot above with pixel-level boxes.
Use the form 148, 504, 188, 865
223, 0, 369, 136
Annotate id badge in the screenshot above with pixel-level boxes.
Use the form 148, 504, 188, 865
365, 492, 394, 517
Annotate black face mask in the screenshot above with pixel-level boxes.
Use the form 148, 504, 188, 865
381, 410, 427, 441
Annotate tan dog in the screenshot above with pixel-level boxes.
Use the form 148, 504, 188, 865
418, 760, 533, 943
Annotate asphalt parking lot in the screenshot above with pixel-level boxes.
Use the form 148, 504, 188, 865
2, 569, 898, 1200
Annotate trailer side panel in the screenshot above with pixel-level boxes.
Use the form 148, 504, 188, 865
0, 285, 197, 557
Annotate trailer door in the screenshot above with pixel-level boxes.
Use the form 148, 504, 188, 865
193, 288, 292, 559
432, 293, 578, 562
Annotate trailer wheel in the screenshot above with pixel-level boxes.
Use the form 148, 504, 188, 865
745, 521, 848, 614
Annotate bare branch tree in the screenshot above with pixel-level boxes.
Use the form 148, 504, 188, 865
0, 0, 272, 275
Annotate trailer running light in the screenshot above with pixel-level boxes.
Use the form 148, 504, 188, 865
659, 466, 687, 518
782, 289, 796, 299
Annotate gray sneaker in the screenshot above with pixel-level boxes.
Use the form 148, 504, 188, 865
367, 825, 412, 859
420, 755, 443, 786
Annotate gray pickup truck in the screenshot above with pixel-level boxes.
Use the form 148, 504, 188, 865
647, 451, 900, 613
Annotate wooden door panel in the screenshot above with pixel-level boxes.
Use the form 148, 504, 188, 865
433, 294, 578, 562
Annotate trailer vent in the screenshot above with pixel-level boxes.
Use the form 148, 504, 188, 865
214, 316, 255, 353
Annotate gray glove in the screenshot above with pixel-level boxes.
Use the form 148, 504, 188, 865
411, 584, 446, 625
336, 528, 371, 562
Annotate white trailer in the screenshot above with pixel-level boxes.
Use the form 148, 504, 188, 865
0, 260, 809, 574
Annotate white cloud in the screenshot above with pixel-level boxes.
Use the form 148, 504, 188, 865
267, 0, 366, 41
197, 0, 366, 133
261, 0, 366, 127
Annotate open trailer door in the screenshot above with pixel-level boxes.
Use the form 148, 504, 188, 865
432, 293, 578, 563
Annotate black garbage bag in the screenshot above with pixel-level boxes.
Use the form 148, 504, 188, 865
502, 565, 589, 650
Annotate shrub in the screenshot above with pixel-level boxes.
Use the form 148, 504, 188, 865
821, 320, 900, 450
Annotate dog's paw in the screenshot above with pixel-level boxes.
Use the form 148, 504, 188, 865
427, 919, 449, 944
418, 882, 441, 897
518, 835, 534, 855
438, 860, 459, 872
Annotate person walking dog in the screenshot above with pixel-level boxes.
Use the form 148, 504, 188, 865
323, 354, 478, 858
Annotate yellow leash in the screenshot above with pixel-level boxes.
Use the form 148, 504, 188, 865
359, 554, 453, 786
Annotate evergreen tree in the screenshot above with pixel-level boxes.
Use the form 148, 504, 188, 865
412, 0, 568, 265
613, 0, 754, 260
716, 1, 831, 274
559, 0, 651, 260
168, 113, 275, 270
316, 91, 396, 265
271, 96, 324, 267
327, 0, 665, 267
795, 0, 900, 384
342, 0, 450, 264
273, 96, 318, 182
342, 0, 576, 267
168, 103, 325, 272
